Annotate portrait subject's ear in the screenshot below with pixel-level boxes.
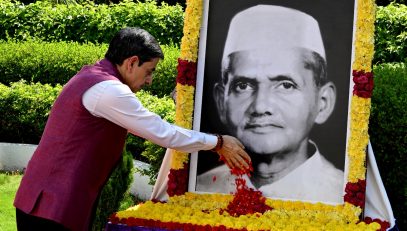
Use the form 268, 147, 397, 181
213, 82, 227, 124
315, 82, 336, 124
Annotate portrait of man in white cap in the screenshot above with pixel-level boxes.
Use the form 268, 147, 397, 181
196, 4, 348, 204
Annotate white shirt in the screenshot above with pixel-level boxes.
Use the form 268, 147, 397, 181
82, 80, 217, 153
196, 145, 344, 204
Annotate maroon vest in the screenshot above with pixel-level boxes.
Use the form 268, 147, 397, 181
14, 59, 128, 231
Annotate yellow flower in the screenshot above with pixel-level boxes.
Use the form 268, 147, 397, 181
352, 0, 375, 71
180, 0, 203, 61
114, 193, 380, 230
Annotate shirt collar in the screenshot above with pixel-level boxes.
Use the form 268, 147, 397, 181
97, 58, 124, 82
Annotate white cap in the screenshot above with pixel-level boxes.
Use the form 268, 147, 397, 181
222, 5, 325, 63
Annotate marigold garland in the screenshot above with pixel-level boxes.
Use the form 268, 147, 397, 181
169, 0, 203, 174
344, 0, 376, 215
179, 0, 203, 62
113, 0, 391, 229
170, 83, 195, 170
353, 0, 376, 71
110, 193, 382, 230
347, 96, 371, 183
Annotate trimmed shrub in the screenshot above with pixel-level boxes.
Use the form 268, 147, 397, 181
136, 90, 175, 123
2, 0, 406, 66
0, 40, 179, 97
370, 62, 407, 230
0, 0, 184, 45
0, 40, 107, 85
0, 81, 62, 144
374, 3, 407, 64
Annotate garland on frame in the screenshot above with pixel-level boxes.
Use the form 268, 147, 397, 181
111, 0, 391, 229
169, 0, 377, 206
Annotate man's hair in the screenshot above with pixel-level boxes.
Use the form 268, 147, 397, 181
302, 49, 328, 88
105, 27, 164, 66
220, 49, 328, 89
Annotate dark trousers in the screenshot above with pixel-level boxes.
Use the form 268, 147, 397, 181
16, 208, 69, 231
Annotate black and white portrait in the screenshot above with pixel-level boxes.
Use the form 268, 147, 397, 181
190, 0, 356, 204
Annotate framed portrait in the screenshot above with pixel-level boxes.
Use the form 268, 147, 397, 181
189, 0, 358, 205
111, 0, 381, 229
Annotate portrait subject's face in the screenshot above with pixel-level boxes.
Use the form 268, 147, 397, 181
216, 48, 322, 155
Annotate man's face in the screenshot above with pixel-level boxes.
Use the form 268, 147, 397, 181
216, 49, 321, 155
123, 57, 159, 92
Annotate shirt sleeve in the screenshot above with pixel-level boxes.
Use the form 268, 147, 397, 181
82, 80, 217, 153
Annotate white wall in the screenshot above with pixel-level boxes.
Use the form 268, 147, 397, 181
0, 142, 154, 200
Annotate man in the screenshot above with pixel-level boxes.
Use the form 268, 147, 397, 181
197, 5, 344, 204
14, 27, 251, 231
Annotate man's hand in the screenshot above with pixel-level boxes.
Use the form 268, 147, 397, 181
216, 135, 251, 171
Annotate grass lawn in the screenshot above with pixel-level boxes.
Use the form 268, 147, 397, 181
0, 172, 142, 231
0, 173, 22, 231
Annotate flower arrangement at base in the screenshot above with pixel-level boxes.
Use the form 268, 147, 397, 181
109, 0, 392, 230
110, 193, 386, 230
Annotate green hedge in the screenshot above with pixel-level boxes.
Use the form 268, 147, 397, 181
370, 62, 407, 229
0, 81, 62, 144
0, 41, 107, 85
374, 3, 407, 64
1, 1, 406, 65
0, 40, 179, 97
0, 0, 184, 45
